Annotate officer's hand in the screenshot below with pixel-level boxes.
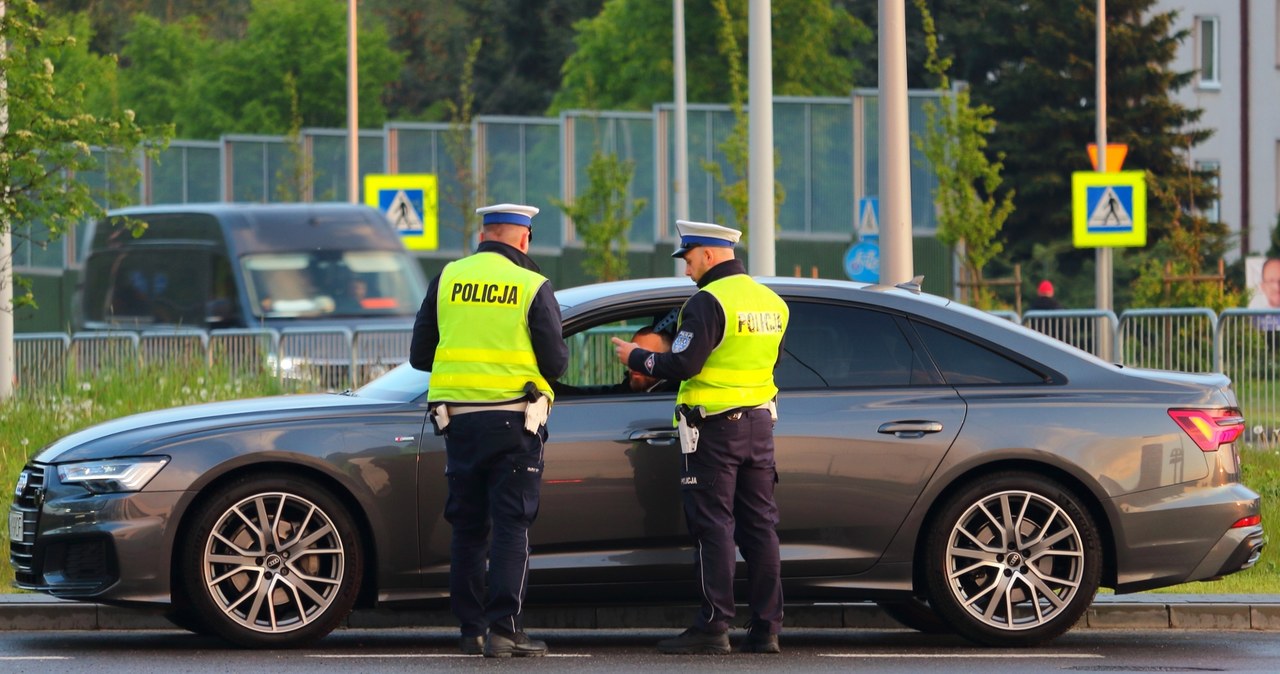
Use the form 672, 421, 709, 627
611, 337, 637, 365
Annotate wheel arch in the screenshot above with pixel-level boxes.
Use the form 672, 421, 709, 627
169, 461, 381, 612
911, 458, 1118, 594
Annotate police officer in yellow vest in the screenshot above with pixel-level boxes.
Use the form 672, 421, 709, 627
409, 204, 568, 658
612, 220, 789, 655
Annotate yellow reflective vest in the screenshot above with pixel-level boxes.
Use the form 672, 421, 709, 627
426, 252, 555, 404
676, 275, 788, 415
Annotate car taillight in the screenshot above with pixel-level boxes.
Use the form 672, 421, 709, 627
1232, 514, 1261, 529
1168, 408, 1245, 452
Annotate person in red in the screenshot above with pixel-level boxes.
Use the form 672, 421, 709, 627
1030, 280, 1064, 310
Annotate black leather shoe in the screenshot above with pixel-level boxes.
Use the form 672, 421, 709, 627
459, 635, 484, 655
738, 630, 781, 654
656, 627, 730, 655
483, 631, 548, 658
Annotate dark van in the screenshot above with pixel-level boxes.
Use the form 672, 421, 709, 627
75, 203, 428, 331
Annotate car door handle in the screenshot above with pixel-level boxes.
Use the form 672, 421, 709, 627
878, 421, 944, 439
629, 429, 678, 446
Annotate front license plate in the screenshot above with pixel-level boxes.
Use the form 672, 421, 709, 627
8, 511, 24, 541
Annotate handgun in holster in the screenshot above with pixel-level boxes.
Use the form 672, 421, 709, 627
675, 403, 705, 454
428, 403, 450, 436
522, 381, 550, 435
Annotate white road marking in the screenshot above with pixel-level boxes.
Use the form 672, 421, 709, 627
307, 653, 591, 659
0, 656, 72, 661
820, 653, 1105, 659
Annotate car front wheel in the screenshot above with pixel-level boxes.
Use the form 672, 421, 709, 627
180, 475, 363, 647
924, 472, 1101, 647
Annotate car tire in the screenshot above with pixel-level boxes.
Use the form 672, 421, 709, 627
180, 475, 363, 648
875, 597, 953, 634
163, 603, 212, 635
924, 471, 1101, 647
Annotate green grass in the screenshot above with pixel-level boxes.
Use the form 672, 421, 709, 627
3, 367, 1279, 595
1, 361, 287, 590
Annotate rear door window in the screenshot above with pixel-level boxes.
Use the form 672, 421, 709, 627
911, 321, 1047, 385
776, 302, 942, 389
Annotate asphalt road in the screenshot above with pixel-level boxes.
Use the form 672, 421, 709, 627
1, 628, 1278, 673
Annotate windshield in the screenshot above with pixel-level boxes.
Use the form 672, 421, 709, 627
355, 362, 430, 402
242, 250, 425, 319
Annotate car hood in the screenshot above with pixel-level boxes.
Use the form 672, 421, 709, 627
33, 394, 382, 464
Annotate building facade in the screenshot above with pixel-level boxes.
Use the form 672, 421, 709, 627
1156, 0, 1280, 258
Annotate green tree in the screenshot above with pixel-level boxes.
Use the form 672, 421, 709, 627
42, 1, 251, 54
274, 73, 314, 202
117, 14, 209, 133
442, 38, 484, 250
697, 0, 787, 233
368, 0, 604, 121
911, 0, 1013, 310
901, 1, 1221, 308
553, 0, 870, 112
2, 0, 170, 396
553, 130, 646, 282
158, 0, 402, 139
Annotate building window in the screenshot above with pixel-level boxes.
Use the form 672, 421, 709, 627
1195, 160, 1221, 223
1196, 16, 1220, 88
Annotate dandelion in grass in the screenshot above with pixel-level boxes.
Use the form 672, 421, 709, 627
181, 386, 191, 396
80, 382, 91, 392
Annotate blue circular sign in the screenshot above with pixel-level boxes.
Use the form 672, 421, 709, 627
844, 236, 880, 282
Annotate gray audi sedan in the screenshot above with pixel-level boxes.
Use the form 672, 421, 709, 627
9, 277, 1264, 649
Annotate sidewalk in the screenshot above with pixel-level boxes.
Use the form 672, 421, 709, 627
2, 593, 1279, 632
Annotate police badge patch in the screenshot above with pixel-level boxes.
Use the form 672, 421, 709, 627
672, 330, 694, 353
644, 353, 656, 374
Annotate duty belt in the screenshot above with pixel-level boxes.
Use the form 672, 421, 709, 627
446, 401, 530, 415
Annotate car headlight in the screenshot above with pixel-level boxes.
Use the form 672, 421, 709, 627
56, 457, 170, 493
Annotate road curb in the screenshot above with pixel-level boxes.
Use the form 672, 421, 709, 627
1, 594, 1278, 632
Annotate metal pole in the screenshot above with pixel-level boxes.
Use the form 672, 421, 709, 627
878, 0, 913, 285
673, 0, 689, 276
347, 0, 359, 203
674, 0, 689, 224
747, 0, 775, 275
0, 0, 15, 399
1096, 0, 1114, 359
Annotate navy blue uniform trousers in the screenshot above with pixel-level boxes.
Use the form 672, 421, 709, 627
680, 407, 783, 634
443, 410, 544, 637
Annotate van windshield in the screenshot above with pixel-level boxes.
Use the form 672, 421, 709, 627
242, 250, 425, 319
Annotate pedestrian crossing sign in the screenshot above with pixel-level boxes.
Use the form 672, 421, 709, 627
1072, 170, 1146, 248
363, 174, 439, 250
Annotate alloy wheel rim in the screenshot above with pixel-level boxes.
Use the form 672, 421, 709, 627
944, 489, 1085, 631
202, 491, 345, 633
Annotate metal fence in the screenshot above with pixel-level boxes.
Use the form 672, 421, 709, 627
19, 308, 1280, 449
15, 327, 409, 394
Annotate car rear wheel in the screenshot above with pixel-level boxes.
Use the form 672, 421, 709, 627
180, 475, 363, 647
924, 472, 1101, 647
875, 597, 953, 634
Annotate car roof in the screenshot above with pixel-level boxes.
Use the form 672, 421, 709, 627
100, 203, 405, 254
555, 276, 953, 311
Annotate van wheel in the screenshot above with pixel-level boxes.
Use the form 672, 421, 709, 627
923, 472, 1101, 647
180, 476, 363, 648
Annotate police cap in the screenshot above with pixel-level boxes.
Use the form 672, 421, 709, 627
671, 219, 742, 258
477, 203, 540, 228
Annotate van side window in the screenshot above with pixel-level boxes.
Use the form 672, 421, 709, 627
83, 250, 238, 329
